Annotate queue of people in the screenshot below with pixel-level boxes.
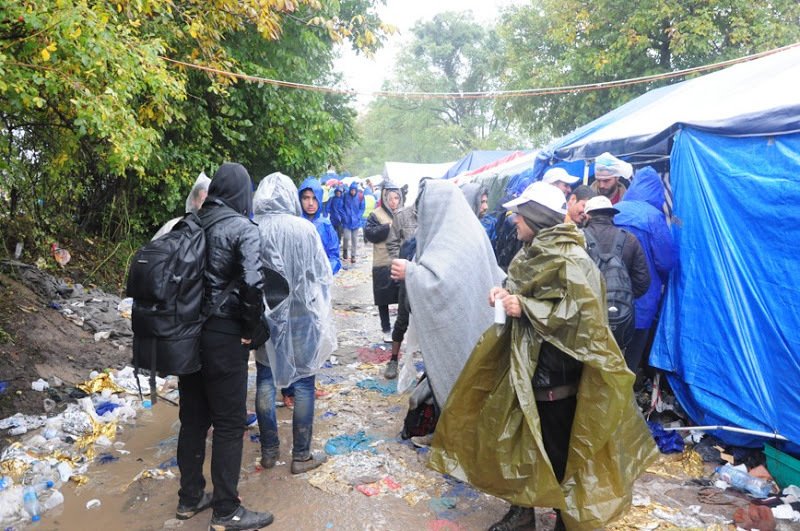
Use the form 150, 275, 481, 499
159, 155, 674, 530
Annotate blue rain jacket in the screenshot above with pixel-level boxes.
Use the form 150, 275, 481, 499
614, 166, 676, 329
299, 177, 341, 275
328, 185, 345, 229
342, 182, 365, 230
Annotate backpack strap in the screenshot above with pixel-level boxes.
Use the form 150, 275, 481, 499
612, 229, 627, 258
583, 230, 599, 260
198, 204, 245, 319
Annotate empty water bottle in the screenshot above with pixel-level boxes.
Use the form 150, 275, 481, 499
23, 486, 41, 522
0, 476, 11, 491
716, 463, 772, 498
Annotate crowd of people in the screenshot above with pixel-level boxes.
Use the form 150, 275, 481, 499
152, 153, 676, 530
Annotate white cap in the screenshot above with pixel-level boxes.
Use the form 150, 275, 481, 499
584, 195, 620, 215
542, 167, 580, 185
502, 181, 567, 215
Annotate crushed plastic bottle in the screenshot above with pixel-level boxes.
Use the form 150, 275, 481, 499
716, 463, 772, 498
23, 486, 41, 522
42, 489, 64, 511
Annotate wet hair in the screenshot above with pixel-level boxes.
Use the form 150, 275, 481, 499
570, 185, 596, 202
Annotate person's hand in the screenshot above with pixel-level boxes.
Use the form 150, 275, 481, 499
241, 338, 252, 346
391, 259, 408, 281
489, 287, 510, 306
502, 295, 522, 318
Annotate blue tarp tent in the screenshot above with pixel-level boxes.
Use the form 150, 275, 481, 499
533, 45, 800, 447
442, 151, 517, 179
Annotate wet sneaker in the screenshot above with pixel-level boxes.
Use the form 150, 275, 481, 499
175, 491, 212, 520
290, 452, 327, 475
382, 331, 393, 343
209, 505, 274, 531
384, 360, 398, 380
410, 433, 434, 448
260, 447, 279, 469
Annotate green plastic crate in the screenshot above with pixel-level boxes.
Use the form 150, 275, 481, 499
764, 444, 800, 490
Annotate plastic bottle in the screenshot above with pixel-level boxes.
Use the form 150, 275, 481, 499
0, 476, 11, 491
42, 489, 64, 511
23, 486, 41, 522
716, 463, 772, 498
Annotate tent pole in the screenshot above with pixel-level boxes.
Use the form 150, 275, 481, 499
583, 160, 590, 186
662, 425, 788, 441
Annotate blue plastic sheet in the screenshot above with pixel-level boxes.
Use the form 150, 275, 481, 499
356, 378, 396, 396
651, 128, 800, 446
324, 431, 376, 455
647, 421, 684, 454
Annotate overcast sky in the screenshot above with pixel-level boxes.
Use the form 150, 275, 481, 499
333, 0, 525, 109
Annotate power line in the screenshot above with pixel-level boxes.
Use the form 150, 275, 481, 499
161, 41, 800, 100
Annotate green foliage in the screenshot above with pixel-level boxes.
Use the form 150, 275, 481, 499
0, 0, 389, 254
498, 0, 800, 137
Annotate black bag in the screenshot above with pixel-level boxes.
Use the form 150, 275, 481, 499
584, 229, 635, 350
401, 375, 440, 439
127, 207, 239, 378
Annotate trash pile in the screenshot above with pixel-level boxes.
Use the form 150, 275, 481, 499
0, 367, 175, 527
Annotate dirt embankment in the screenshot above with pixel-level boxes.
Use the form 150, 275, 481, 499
0, 267, 132, 421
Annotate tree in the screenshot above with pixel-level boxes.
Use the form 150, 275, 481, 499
344, 11, 529, 175
499, 0, 800, 137
0, 0, 390, 240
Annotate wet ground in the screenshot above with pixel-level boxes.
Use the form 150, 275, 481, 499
5, 244, 798, 530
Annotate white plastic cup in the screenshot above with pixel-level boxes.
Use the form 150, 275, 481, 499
494, 298, 507, 325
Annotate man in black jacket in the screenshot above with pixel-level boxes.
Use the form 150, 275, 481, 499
175, 163, 273, 530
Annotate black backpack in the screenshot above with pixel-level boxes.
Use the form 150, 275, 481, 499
126, 206, 239, 397
584, 229, 635, 350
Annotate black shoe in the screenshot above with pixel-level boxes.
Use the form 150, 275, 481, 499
260, 447, 279, 469
488, 505, 536, 531
209, 505, 274, 530
176, 491, 213, 520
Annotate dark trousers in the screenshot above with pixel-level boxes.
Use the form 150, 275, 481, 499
536, 395, 577, 482
625, 328, 651, 374
177, 329, 248, 517
378, 304, 391, 333
391, 283, 410, 344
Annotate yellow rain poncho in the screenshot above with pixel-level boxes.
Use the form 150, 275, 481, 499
429, 224, 658, 530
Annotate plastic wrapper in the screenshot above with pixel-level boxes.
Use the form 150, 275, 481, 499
429, 224, 658, 530
252, 173, 336, 388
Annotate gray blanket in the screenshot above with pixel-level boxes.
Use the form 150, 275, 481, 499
405, 180, 505, 407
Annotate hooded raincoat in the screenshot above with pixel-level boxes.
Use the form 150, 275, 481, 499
365, 182, 403, 306
404, 180, 506, 407
299, 177, 341, 275
342, 182, 365, 230
152, 172, 211, 240
614, 167, 676, 329
428, 223, 658, 530
253, 173, 336, 388
328, 184, 345, 230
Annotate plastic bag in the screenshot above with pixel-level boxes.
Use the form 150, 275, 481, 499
397, 320, 419, 394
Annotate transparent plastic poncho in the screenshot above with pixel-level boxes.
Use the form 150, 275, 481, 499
252, 172, 336, 387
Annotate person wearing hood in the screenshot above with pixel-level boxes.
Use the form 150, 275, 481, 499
614, 166, 676, 374
252, 172, 336, 476
341, 182, 365, 264
429, 181, 657, 531
299, 176, 341, 275
176, 163, 273, 530
590, 152, 632, 204
328, 183, 346, 250
152, 172, 210, 240
365, 182, 403, 342
461, 182, 498, 243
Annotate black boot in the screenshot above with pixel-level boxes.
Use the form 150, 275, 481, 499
209, 505, 274, 530
488, 505, 536, 531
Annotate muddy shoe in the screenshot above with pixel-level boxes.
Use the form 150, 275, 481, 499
487, 505, 536, 531
209, 505, 274, 531
410, 433, 434, 448
175, 491, 213, 520
260, 447, 279, 469
290, 452, 327, 475
384, 360, 398, 380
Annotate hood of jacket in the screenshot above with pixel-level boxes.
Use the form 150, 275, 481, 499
299, 176, 325, 221
460, 183, 488, 218
254, 172, 301, 217
207, 162, 253, 217
623, 166, 665, 210
348, 181, 360, 195
379, 180, 403, 215
185, 172, 211, 214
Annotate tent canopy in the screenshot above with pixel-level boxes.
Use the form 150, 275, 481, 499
442, 151, 517, 179
382, 161, 455, 206
533, 45, 800, 178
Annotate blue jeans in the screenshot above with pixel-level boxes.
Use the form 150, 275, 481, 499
255, 362, 316, 461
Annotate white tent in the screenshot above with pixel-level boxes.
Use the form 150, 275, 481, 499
382, 161, 455, 205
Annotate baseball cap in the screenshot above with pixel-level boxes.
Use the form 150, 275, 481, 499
542, 167, 580, 185
584, 195, 620, 215
502, 181, 567, 215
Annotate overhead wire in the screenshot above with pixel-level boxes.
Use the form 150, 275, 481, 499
160, 41, 800, 100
